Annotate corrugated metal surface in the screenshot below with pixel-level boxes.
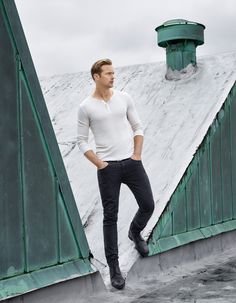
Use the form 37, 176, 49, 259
0, 0, 93, 299
149, 82, 236, 255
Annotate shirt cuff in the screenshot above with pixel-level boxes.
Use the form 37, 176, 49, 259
133, 129, 144, 136
78, 143, 92, 154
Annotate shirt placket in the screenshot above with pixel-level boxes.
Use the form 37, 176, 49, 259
102, 100, 111, 112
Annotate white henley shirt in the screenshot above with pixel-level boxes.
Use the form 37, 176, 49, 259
77, 90, 144, 161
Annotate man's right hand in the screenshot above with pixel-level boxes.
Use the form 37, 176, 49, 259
97, 161, 109, 170
84, 150, 109, 170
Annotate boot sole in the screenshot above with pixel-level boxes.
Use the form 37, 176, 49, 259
111, 281, 125, 290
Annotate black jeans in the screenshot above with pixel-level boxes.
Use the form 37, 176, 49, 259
97, 157, 155, 266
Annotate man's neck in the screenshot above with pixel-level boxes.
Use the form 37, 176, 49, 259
92, 88, 113, 101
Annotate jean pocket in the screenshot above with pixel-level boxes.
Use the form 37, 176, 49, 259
98, 164, 110, 171
130, 158, 142, 162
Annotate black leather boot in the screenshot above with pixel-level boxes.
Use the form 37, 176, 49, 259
128, 228, 149, 257
109, 262, 125, 290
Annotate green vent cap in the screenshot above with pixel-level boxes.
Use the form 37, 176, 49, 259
156, 19, 205, 48
155, 19, 205, 72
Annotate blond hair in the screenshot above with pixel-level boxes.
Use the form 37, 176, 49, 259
91, 59, 112, 80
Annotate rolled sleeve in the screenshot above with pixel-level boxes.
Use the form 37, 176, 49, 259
126, 93, 144, 137
77, 106, 92, 154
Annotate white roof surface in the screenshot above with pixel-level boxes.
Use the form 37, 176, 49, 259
40, 51, 236, 281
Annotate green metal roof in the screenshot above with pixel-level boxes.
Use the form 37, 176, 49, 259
148, 82, 236, 256
0, 0, 94, 299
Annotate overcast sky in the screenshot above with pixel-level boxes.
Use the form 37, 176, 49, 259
15, 0, 236, 77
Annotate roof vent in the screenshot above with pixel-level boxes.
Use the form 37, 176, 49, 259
155, 19, 205, 79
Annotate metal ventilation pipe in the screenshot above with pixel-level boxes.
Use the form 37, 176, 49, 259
155, 19, 205, 75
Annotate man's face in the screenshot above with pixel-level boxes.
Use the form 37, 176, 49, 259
95, 64, 115, 88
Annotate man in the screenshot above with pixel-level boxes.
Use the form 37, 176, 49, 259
77, 59, 154, 290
